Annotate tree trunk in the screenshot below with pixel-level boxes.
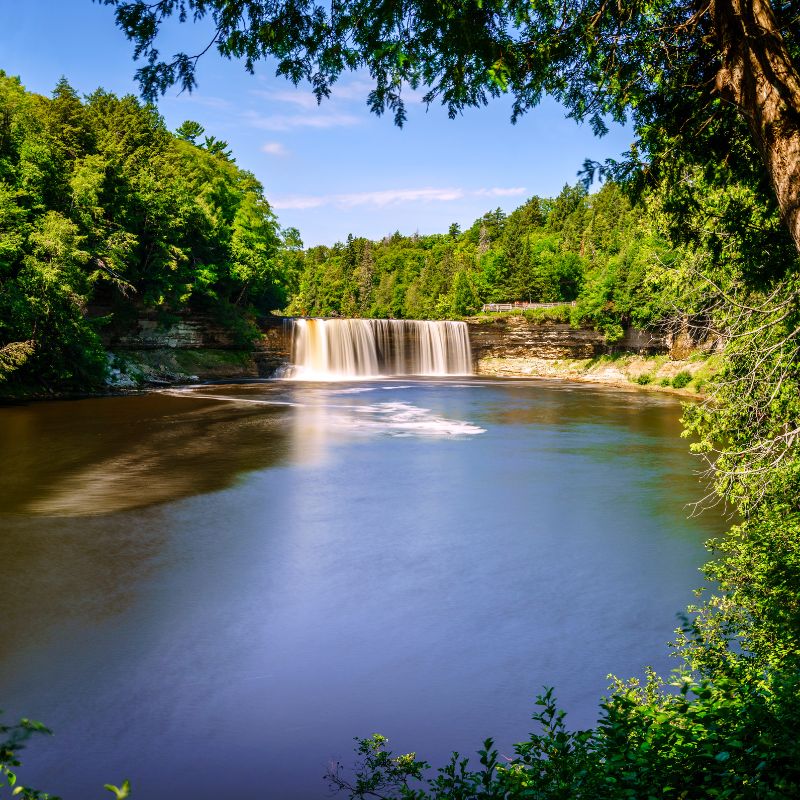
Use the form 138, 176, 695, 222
711, 0, 800, 254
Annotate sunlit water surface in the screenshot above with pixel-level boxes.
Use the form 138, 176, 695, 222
0, 379, 726, 799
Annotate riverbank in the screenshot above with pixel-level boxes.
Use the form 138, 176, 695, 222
0, 348, 274, 402
2, 313, 720, 401
105, 348, 263, 388
475, 351, 719, 396
2, 350, 720, 402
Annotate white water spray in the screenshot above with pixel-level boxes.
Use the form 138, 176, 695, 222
285, 318, 472, 380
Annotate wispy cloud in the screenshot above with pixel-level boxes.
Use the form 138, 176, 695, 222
474, 187, 528, 198
326, 78, 374, 101
261, 141, 289, 156
268, 186, 526, 210
172, 94, 233, 110
250, 88, 321, 110
245, 75, 424, 130
244, 109, 360, 131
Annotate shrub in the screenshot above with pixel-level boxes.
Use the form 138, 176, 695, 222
672, 370, 692, 389
635, 373, 652, 385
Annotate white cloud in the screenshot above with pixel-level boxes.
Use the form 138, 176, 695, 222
473, 187, 528, 198
327, 76, 426, 104
261, 141, 289, 156
244, 109, 360, 131
247, 76, 424, 130
250, 88, 321, 110
268, 186, 526, 210
270, 187, 463, 210
338, 187, 465, 207
170, 94, 233, 110
329, 78, 377, 101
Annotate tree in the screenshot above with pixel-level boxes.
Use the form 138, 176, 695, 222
202, 134, 233, 160
98, 1, 800, 252
0, 71, 298, 392
174, 119, 205, 143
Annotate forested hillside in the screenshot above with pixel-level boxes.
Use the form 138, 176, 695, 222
0, 72, 301, 391
289, 182, 675, 340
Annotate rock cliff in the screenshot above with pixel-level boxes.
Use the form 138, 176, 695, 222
102, 312, 291, 384
466, 317, 668, 366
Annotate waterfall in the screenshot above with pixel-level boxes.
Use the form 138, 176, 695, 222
285, 318, 473, 379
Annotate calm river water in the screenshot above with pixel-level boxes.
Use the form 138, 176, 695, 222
0, 378, 725, 799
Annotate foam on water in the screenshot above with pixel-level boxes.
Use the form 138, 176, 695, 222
344, 401, 485, 437
163, 389, 485, 439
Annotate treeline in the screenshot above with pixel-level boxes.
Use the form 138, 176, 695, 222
0, 72, 300, 391
289, 181, 674, 339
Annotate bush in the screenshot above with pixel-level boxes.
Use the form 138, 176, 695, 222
671, 370, 692, 389
635, 373, 652, 385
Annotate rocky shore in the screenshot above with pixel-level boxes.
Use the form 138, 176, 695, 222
475, 352, 717, 397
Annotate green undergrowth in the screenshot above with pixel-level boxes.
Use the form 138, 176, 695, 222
107, 348, 257, 387
468, 304, 575, 324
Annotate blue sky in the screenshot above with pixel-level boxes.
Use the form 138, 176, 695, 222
1, 0, 634, 246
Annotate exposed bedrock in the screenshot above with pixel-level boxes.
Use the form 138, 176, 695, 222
102, 311, 716, 385
101, 311, 291, 383
466, 317, 668, 365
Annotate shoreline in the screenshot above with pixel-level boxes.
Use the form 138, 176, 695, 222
2, 343, 718, 404
475, 352, 717, 399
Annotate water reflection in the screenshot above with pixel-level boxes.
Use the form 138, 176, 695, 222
0, 393, 291, 515
0, 512, 171, 663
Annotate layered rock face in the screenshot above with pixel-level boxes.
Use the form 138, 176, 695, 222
467, 317, 668, 365
101, 312, 291, 382
255, 318, 293, 375
101, 311, 716, 385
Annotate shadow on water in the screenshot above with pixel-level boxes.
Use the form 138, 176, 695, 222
0, 391, 292, 515
0, 389, 293, 668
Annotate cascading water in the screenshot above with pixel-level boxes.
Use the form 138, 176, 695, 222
285, 318, 472, 379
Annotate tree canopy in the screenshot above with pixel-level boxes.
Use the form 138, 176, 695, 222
0, 72, 300, 390
98, 0, 800, 252
290, 182, 673, 341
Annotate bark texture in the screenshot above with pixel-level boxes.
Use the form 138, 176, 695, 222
711, 0, 800, 253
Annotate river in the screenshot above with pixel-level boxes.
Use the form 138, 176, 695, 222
0, 378, 726, 799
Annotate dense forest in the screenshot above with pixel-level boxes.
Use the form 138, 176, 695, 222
289, 181, 673, 341
0, 72, 301, 391
4, 0, 800, 787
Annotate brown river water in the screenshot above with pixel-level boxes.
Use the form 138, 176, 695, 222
0, 378, 726, 799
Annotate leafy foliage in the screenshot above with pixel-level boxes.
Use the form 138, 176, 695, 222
290, 183, 676, 336
671, 370, 692, 389
1, 711, 132, 800
1, 713, 55, 799
329, 668, 800, 799
0, 72, 299, 391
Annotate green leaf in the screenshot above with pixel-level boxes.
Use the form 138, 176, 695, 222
104, 779, 131, 799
